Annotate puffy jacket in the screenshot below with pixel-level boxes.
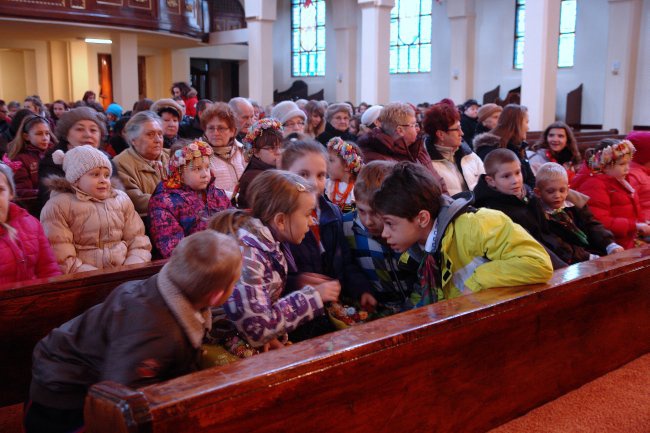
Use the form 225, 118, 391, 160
629, 162, 650, 221
12, 144, 49, 198
570, 165, 642, 249
0, 203, 60, 285
426, 138, 485, 195
40, 177, 151, 274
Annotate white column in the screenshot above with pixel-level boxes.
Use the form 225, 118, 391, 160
520, 0, 561, 131
170, 49, 191, 84
358, 0, 394, 105
69, 40, 90, 101
245, 0, 277, 106
603, 0, 642, 132
447, 0, 476, 104
332, 0, 358, 103
111, 33, 139, 108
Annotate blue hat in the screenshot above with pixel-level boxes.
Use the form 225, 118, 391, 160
106, 103, 123, 118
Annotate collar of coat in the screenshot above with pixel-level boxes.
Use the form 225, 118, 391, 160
43, 175, 121, 201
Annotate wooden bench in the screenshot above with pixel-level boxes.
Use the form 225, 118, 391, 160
85, 245, 650, 433
0, 260, 166, 409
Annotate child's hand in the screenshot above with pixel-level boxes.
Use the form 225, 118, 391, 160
314, 280, 341, 303
636, 223, 650, 237
296, 272, 333, 287
609, 247, 625, 254
360, 293, 378, 313
262, 338, 285, 352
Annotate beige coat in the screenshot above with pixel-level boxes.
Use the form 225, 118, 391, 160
113, 147, 170, 216
40, 177, 151, 274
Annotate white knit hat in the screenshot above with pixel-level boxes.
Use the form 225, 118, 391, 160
361, 105, 383, 127
271, 100, 307, 125
52, 145, 112, 184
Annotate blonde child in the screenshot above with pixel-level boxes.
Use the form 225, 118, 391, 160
148, 139, 231, 258
535, 162, 623, 261
6, 115, 55, 198
571, 139, 650, 249
40, 145, 151, 274
325, 137, 363, 212
209, 170, 341, 355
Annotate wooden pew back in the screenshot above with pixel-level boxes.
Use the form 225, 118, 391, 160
85, 246, 650, 433
0, 260, 165, 407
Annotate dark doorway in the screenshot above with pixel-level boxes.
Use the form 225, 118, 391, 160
190, 58, 239, 102
138, 56, 146, 100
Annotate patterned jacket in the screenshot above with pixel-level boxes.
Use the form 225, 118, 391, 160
148, 182, 232, 258
223, 219, 325, 347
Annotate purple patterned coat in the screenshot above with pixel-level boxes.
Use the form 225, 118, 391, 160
148, 182, 232, 258
223, 219, 325, 347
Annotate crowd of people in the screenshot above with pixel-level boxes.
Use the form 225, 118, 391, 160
1, 86, 649, 432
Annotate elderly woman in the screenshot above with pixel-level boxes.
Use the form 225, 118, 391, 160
200, 102, 245, 197
37, 107, 110, 208
271, 100, 306, 138
113, 111, 169, 217
423, 101, 485, 196
317, 102, 357, 145
151, 98, 184, 149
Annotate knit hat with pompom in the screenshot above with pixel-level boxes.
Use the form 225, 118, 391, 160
52, 145, 112, 184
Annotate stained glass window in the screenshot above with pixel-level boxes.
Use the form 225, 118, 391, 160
291, 0, 326, 77
390, 0, 432, 74
513, 0, 577, 70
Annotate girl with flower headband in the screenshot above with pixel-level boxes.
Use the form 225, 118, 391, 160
234, 118, 284, 208
571, 138, 650, 248
325, 136, 363, 212
148, 139, 232, 258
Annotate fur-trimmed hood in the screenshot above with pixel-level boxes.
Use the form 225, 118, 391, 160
43, 175, 125, 197
472, 132, 501, 150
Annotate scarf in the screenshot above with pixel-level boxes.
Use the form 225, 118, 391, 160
415, 226, 440, 306
547, 207, 589, 247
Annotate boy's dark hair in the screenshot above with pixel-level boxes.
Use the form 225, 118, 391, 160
484, 148, 520, 177
280, 138, 327, 170
354, 160, 396, 203
372, 162, 441, 220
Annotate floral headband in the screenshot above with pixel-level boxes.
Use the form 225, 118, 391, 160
165, 140, 213, 189
588, 139, 636, 173
243, 118, 283, 146
327, 137, 363, 176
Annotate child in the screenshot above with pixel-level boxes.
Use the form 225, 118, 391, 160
534, 162, 623, 261
325, 137, 363, 212
25, 231, 242, 433
473, 148, 570, 268
372, 162, 553, 305
235, 118, 283, 208
6, 115, 55, 198
0, 162, 60, 285
571, 139, 650, 249
209, 170, 341, 354
281, 140, 373, 340
40, 145, 152, 274
342, 160, 416, 312
148, 139, 231, 258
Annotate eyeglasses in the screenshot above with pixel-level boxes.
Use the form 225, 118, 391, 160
399, 123, 418, 129
284, 121, 305, 128
206, 126, 232, 134
260, 144, 282, 152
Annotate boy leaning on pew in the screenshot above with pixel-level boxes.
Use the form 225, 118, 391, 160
25, 231, 242, 433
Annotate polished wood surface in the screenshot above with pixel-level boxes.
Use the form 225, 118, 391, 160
86, 246, 650, 433
0, 260, 165, 407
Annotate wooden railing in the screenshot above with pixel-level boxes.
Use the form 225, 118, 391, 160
85, 245, 650, 433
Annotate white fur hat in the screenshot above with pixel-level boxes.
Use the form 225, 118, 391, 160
271, 100, 307, 125
52, 145, 112, 184
361, 105, 383, 127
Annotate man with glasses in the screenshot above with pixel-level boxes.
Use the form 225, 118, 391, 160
357, 102, 448, 195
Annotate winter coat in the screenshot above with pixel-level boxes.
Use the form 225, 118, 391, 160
407, 196, 553, 303
113, 147, 170, 216
460, 113, 478, 147
40, 177, 151, 274
474, 122, 491, 140
570, 165, 642, 249
473, 132, 536, 188
236, 155, 275, 209
148, 182, 232, 258
207, 140, 246, 198
183, 96, 198, 118
0, 203, 60, 285
30, 266, 207, 410
223, 218, 325, 347
12, 144, 49, 198
179, 117, 204, 140
527, 147, 579, 181
629, 162, 650, 221
316, 122, 357, 145
426, 138, 485, 196
358, 128, 449, 194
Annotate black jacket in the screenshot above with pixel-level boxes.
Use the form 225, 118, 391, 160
316, 122, 357, 145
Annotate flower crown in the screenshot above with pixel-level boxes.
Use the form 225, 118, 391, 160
165, 139, 213, 189
243, 118, 283, 146
588, 139, 636, 173
327, 137, 363, 176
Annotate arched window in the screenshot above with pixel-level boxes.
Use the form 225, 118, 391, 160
390, 0, 432, 74
291, 0, 326, 77
513, 0, 577, 70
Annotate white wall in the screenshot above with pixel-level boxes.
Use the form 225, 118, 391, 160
633, 0, 650, 127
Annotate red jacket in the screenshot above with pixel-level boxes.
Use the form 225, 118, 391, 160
628, 162, 650, 221
571, 165, 642, 249
0, 203, 61, 285
12, 144, 48, 198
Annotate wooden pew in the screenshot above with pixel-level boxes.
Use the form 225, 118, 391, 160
0, 260, 166, 409
85, 246, 650, 433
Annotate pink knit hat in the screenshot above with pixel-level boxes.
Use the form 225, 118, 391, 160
626, 131, 650, 165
